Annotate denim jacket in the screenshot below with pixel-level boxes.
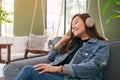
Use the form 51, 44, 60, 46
48, 38, 109, 80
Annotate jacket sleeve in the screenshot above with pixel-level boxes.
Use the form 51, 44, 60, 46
64, 42, 109, 78
47, 48, 58, 62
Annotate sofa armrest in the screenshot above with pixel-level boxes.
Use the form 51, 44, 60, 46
102, 40, 120, 80
3, 55, 49, 80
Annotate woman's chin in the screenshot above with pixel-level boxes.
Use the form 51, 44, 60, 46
74, 33, 82, 37
74, 34, 79, 37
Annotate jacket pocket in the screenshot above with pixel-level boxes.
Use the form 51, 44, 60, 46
76, 49, 95, 63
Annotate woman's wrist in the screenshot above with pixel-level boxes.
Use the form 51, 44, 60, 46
54, 38, 69, 48
54, 39, 66, 48
60, 65, 63, 73
59, 65, 66, 74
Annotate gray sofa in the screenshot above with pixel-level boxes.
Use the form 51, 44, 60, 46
102, 40, 120, 80
3, 40, 120, 80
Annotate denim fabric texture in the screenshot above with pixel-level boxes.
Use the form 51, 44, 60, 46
15, 65, 64, 80
48, 37, 109, 80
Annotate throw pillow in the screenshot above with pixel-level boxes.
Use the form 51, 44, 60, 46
26, 33, 47, 49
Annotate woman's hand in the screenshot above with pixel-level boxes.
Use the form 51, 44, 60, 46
62, 30, 72, 41
54, 30, 72, 48
33, 64, 61, 74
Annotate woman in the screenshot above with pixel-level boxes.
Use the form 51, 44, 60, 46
16, 13, 109, 80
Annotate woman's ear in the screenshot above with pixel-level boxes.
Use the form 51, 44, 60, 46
85, 17, 95, 28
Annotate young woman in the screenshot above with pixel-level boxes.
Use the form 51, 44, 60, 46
16, 13, 109, 80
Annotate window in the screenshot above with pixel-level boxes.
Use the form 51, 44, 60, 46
47, 0, 64, 39
1, 0, 14, 36
66, 0, 87, 33
47, 0, 86, 38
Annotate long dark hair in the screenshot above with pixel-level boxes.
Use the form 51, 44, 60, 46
59, 13, 106, 54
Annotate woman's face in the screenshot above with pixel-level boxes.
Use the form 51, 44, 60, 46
71, 16, 87, 38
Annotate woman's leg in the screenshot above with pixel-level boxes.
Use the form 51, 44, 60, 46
15, 65, 64, 80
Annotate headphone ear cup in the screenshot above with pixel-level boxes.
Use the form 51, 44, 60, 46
85, 17, 95, 28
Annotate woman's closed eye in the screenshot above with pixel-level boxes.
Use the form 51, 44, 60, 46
72, 20, 79, 26
75, 20, 79, 24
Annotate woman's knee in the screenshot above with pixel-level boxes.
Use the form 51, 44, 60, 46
21, 65, 34, 72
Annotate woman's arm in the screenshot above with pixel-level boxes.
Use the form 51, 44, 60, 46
64, 41, 109, 78
48, 30, 72, 61
34, 63, 67, 74
33, 31, 72, 74
54, 30, 71, 49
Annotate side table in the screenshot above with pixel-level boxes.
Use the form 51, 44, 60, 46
0, 43, 13, 63
24, 48, 49, 59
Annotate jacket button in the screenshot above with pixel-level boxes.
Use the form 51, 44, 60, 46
85, 53, 88, 56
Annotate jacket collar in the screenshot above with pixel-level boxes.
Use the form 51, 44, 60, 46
87, 37, 98, 43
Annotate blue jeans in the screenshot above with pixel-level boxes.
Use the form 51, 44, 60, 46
15, 65, 64, 80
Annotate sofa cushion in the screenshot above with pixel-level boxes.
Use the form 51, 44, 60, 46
0, 36, 28, 61
26, 33, 47, 49
11, 36, 28, 53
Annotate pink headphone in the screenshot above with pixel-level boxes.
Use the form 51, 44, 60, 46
85, 17, 95, 28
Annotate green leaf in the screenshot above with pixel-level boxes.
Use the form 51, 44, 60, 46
102, 0, 114, 16
106, 14, 120, 23
116, 15, 120, 18
115, 0, 120, 6
115, 10, 120, 13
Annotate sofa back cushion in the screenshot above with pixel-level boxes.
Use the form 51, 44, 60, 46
102, 40, 120, 80
11, 36, 28, 53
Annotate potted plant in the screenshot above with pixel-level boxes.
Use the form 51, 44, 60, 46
102, 0, 120, 23
0, 0, 13, 25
